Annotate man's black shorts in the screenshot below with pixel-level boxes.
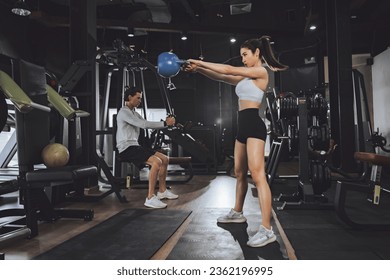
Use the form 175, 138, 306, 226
119, 145, 155, 167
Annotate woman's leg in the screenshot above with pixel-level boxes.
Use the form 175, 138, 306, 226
233, 140, 249, 212
217, 140, 249, 223
246, 138, 272, 229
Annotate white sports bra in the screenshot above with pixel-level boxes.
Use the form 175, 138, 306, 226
235, 78, 264, 103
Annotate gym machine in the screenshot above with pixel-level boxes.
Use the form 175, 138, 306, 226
56, 58, 127, 202
266, 89, 333, 210
265, 90, 294, 186
0, 60, 97, 256
334, 130, 390, 229
0, 94, 18, 183
0, 57, 27, 254
95, 39, 216, 184
324, 69, 373, 180
321, 63, 388, 228
277, 95, 332, 209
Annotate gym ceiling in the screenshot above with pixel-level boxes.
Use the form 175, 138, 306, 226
1, 0, 390, 57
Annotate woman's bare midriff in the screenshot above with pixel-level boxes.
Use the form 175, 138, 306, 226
239, 100, 261, 111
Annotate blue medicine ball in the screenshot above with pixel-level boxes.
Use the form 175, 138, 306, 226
157, 52, 181, 78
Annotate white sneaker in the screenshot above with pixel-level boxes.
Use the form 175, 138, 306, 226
157, 189, 178, 200
247, 225, 277, 247
217, 208, 247, 223
144, 195, 167, 209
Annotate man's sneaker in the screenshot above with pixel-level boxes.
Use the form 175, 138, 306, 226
157, 189, 178, 200
144, 195, 167, 209
247, 225, 277, 247
217, 208, 247, 223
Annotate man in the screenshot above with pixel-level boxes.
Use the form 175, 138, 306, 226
116, 87, 178, 208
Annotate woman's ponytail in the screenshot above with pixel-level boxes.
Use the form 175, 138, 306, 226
258, 36, 288, 72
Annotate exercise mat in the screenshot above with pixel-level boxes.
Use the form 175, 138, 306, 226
34, 208, 191, 260
167, 208, 287, 260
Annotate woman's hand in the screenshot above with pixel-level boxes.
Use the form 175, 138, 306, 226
183, 61, 198, 73
187, 59, 202, 66
187, 58, 202, 66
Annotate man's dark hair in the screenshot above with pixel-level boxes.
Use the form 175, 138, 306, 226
124, 86, 142, 101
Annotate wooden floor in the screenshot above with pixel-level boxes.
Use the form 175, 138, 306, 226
0, 167, 297, 260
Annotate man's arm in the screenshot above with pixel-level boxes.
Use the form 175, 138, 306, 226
126, 110, 165, 129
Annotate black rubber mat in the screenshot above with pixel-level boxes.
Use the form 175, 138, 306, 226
272, 179, 390, 260
167, 208, 287, 260
33, 209, 191, 260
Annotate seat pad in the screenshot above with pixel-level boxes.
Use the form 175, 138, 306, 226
25, 165, 97, 183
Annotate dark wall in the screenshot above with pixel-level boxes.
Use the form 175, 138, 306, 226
277, 38, 325, 94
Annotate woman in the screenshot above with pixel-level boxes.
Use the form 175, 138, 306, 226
185, 36, 288, 247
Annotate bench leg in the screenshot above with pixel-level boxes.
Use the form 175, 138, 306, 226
334, 181, 390, 230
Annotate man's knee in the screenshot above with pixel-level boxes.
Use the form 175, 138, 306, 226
155, 152, 169, 166
161, 155, 169, 166
149, 156, 162, 170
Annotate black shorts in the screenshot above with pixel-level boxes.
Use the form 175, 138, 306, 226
118, 145, 155, 167
236, 108, 267, 144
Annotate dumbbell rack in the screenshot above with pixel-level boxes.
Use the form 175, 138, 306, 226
275, 97, 333, 210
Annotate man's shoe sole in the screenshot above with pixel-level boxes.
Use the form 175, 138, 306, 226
144, 203, 167, 209
157, 195, 178, 200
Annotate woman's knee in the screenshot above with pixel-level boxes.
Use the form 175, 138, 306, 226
250, 168, 268, 183
234, 167, 248, 180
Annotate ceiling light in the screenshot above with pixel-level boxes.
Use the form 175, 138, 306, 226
309, 25, 317, 31
230, 37, 237, 43
127, 27, 135, 37
180, 32, 188, 41
11, 0, 31, 16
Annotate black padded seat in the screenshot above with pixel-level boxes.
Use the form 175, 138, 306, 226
26, 165, 97, 183
168, 157, 192, 164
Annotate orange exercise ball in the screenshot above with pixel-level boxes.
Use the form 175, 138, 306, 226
41, 143, 70, 168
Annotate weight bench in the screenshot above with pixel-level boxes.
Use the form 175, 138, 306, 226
166, 156, 193, 183
334, 151, 390, 230
0, 60, 97, 239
